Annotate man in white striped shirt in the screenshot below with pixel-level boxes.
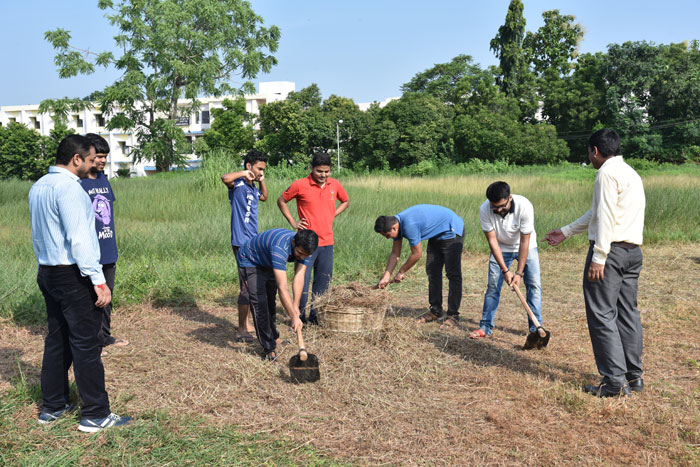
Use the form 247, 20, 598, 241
29, 134, 131, 432
545, 129, 646, 398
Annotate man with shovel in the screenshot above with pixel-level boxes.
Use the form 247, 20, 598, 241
236, 228, 318, 361
374, 205, 464, 329
470, 181, 544, 350
545, 129, 645, 398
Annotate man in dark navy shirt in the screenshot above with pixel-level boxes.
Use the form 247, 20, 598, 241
221, 149, 268, 342
81, 134, 129, 355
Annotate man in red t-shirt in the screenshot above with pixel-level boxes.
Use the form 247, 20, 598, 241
277, 152, 350, 324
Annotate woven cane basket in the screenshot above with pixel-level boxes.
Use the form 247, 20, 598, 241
321, 306, 386, 333
314, 283, 389, 333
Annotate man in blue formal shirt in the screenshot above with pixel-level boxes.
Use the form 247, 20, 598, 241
29, 134, 131, 432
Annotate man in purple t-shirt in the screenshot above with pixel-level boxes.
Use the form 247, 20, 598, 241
81, 134, 128, 355
221, 150, 268, 342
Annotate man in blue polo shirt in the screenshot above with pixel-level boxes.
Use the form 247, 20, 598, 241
81, 133, 129, 355
221, 149, 268, 342
237, 228, 318, 360
374, 204, 465, 328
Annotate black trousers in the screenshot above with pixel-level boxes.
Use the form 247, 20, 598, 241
37, 265, 110, 419
239, 266, 279, 354
426, 234, 464, 318
99, 263, 116, 347
583, 243, 644, 387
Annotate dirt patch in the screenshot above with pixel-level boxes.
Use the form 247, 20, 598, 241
2, 246, 699, 464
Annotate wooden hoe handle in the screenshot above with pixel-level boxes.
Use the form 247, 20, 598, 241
511, 285, 546, 337
296, 327, 308, 361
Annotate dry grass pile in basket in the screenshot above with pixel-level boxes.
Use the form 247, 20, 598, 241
312, 281, 391, 332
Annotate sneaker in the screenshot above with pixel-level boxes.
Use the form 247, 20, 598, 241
78, 413, 132, 433
38, 404, 75, 425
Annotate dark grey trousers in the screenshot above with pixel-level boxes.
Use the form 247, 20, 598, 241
99, 263, 116, 347
583, 243, 643, 387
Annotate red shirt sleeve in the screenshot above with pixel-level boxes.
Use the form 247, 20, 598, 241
335, 181, 349, 202
282, 180, 300, 202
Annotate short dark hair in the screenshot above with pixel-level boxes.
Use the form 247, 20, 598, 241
294, 229, 319, 255
56, 134, 93, 165
84, 133, 110, 154
588, 129, 620, 158
311, 151, 332, 168
374, 216, 398, 234
486, 181, 510, 203
244, 149, 267, 168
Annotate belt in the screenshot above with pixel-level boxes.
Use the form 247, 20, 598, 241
589, 241, 638, 249
39, 264, 75, 269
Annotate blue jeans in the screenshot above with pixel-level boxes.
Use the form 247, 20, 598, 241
299, 245, 334, 323
480, 248, 542, 335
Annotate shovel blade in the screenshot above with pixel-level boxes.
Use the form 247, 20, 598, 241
289, 353, 320, 383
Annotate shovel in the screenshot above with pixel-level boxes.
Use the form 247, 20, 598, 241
511, 284, 551, 349
289, 327, 320, 383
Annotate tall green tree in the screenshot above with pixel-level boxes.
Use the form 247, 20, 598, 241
490, 0, 536, 119
401, 54, 485, 106
44, 0, 280, 171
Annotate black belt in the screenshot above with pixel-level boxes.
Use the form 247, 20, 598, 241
589, 241, 638, 249
39, 264, 75, 269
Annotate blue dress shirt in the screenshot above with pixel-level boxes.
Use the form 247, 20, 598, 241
29, 166, 105, 284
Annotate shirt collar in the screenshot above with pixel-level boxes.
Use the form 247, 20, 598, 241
49, 166, 80, 182
599, 155, 622, 170
496, 198, 516, 218
307, 173, 331, 187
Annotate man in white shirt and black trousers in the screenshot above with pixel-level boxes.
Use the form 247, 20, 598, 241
546, 129, 646, 397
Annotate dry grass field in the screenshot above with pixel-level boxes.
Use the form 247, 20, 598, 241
2, 244, 698, 465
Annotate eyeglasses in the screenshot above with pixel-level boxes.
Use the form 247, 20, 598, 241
491, 200, 510, 213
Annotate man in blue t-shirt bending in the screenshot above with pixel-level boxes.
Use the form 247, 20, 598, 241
374, 205, 465, 328
237, 228, 318, 360
221, 149, 268, 342
81, 133, 129, 354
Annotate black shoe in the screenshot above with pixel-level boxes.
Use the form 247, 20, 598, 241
627, 377, 644, 392
583, 382, 631, 398
522, 331, 540, 350
307, 317, 319, 326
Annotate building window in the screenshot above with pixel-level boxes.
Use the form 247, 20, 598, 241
119, 141, 127, 153
30, 117, 40, 129
201, 111, 210, 124
195, 113, 200, 124
9, 117, 16, 123
73, 115, 83, 127
96, 114, 105, 127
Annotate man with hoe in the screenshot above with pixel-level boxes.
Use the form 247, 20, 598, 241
546, 129, 646, 397
236, 228, 319, 361
81, 133, 129, 356
277, 152, 350, 325
221, 149, 268, 342
374, 204, 464, 328
470, 181, 544, 350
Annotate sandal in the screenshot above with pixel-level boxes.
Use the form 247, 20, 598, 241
417, 312, 440, 324
469, 329, 490, 339
264, 351, 278, 363
440, 317, 459, 329
235, 333, 256, 343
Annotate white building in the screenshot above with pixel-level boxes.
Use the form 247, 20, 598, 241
0, 81, 295, 177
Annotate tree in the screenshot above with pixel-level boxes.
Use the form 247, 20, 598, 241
401, 54, 484, 106
286, 84, 323, 110
38, 97, 92, 127
490, 0, 536, 119
357, 93, 454, 170
201, 97, 255, 155
524, 10, 583, 81
0, 122, 54, 180
45, 0, 280, 172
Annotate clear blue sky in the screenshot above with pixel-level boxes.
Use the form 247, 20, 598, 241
1, 0, 699, 106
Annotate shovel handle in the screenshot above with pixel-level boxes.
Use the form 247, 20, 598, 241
511, 284, 546, 338
296, 327, 308, 361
